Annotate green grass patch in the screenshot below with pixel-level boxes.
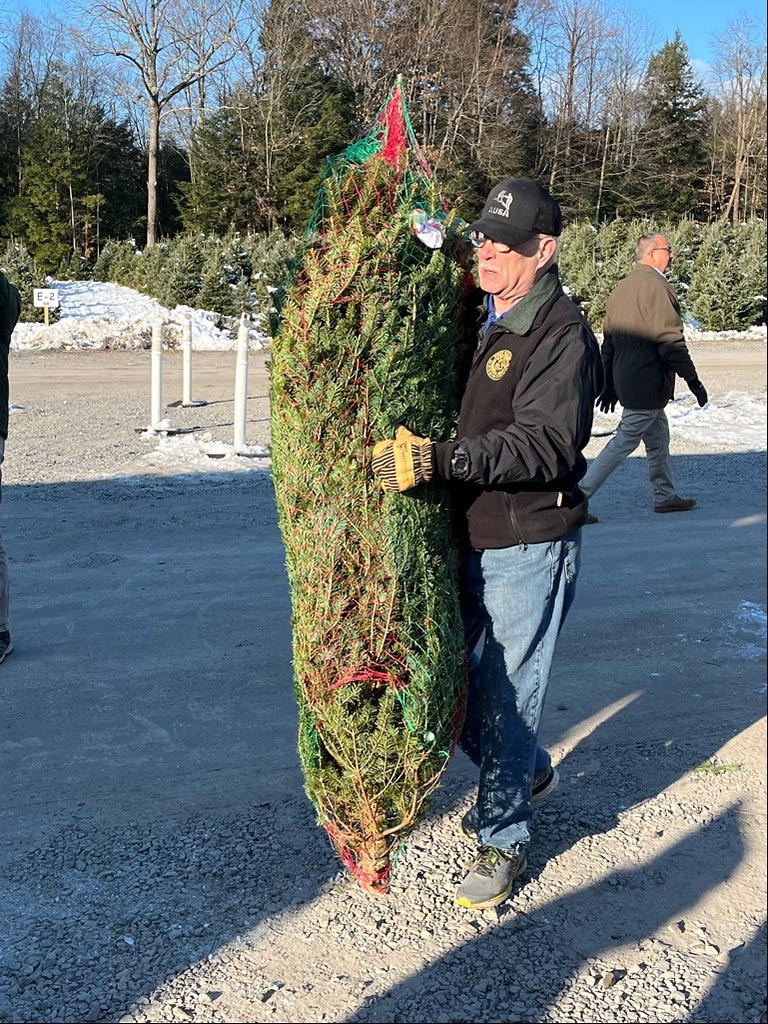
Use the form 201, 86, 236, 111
692, 760, 742, 775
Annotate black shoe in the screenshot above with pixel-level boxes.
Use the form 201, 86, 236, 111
0, 631, 12, 665
456, 844, 527, 909
461, 765, 560, 839
654, 496, 696, 513
585, 513, 599, 524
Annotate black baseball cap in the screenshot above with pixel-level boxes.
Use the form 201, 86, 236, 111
468, 178, 562, 246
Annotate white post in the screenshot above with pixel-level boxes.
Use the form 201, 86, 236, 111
181, 318, 193, 406
233, 317, 249, 452
150, 321, 163, 429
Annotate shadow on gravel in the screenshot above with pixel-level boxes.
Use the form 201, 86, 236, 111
0, 470, 347, 1023
0, 450, 764, 1023
344, 811, 748, 1023
682, 921, 767, 1024
348, 449, 766, 1023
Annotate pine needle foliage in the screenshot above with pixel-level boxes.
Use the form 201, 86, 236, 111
1, 240, 53, 322
270, 82, 470, 893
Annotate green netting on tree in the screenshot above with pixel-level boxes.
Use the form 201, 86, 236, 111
305, 77, 446, 248
270, 79, 472, 893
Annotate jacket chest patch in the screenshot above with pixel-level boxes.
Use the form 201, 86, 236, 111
486, 349, 513, 381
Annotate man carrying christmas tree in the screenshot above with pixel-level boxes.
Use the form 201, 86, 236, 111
373, 177, 602, 910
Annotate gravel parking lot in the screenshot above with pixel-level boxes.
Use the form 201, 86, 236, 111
0, 340, 765, 1024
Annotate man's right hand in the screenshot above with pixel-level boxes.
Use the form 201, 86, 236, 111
372, 427, 434, 492
596, 386, 618, 414
689, 380, 708, 407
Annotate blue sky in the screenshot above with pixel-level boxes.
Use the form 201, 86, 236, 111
7, 0, 767, 71
630, 0, 766, 67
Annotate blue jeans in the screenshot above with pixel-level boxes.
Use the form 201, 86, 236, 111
459, 535, 581, 851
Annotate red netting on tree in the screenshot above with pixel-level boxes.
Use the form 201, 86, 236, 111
306, 76, 439, 241
379, 87, 408, 166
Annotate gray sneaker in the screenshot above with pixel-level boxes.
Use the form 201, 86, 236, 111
0, 631, 12, 665
460, 765, 560, 840
456, 844, 527, 910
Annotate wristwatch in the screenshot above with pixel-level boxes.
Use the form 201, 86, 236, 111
450, 446, 471, 481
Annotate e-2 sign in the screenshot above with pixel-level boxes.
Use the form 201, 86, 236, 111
33, 288, 59, 308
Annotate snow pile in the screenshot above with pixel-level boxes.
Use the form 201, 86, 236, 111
683, 324, 767, 343
134, 428, 271, 476
10, 279, 766, 354
592, 390, 767, 452
10, 280, 271, 352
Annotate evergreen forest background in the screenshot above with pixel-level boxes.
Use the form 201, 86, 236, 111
0, 0, 766, 331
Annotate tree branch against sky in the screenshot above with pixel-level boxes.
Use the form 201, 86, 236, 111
711, 16, 767, 223
2, 0, 765, 245
76, 0, 255, 246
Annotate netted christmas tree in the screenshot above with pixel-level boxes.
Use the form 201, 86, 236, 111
270, 80, 471, 893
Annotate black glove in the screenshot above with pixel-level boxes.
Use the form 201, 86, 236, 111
689, 380, 708, 407
596, 386, 618, 414
372, 426, 435, 492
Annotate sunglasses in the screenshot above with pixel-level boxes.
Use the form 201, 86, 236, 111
468, 230, 513, 253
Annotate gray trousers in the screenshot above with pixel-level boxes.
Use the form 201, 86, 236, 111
580, 407, 676, 507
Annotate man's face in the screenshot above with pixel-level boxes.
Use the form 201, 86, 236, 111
647, 235, 673, 274
474, 234, 555, 313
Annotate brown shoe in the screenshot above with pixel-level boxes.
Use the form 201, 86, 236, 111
654, 496, 696, 513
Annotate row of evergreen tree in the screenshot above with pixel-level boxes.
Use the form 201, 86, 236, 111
5, 217, 764, 332
558, 219, 767, 331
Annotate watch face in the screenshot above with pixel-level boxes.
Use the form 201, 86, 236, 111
451, 450, 470, 479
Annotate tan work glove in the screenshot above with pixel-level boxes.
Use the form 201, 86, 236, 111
371, 426, 435, 492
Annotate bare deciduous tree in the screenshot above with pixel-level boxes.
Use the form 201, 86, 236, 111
78, 0, 253, 246
711, 16, 767, 223
521, 0, 615, 194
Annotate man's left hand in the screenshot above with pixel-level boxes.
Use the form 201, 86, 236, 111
372, 426, 434, 492
689, 380, 708, 407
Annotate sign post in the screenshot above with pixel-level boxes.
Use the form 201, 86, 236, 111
32, 288, 60, 326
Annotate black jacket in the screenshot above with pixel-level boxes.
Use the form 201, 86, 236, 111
434, 267, 602, 549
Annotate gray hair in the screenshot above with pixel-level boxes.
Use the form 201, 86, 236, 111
537, 234, 559, 271
634, 232, 660, 262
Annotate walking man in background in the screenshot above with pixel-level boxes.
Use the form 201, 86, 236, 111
582, 232, 708, 522
372, 178, 602, 910
0, 269, 21, 663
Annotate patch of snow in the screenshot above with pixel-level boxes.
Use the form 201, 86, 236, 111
723, 601, 767, 673
10, 279, 270, 352
134, 431, 271, 476
592, 391, 767, 452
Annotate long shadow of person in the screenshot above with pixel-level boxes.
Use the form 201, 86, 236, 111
281, 451, 764, 1020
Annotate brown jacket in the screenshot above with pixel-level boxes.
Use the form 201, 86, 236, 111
602, 264, 701, 410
